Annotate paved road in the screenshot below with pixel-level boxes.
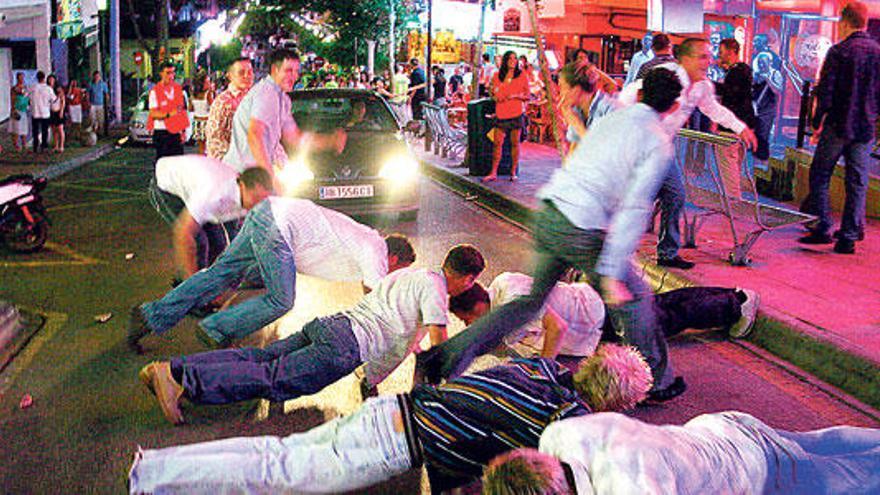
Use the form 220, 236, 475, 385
0, 148, 876, 493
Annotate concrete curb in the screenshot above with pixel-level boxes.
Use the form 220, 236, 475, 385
422, 159, 880, 410
36, 142, 117, 180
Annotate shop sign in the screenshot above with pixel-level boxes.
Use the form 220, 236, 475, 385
56, 0, 84, 39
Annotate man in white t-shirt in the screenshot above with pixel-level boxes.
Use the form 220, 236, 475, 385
449, 272, 759, 359
30, 71, 55, 153
138, 244, 485, 425
128, 197, 417, 353
485, 411, 880, 495
151, 155, 274, 279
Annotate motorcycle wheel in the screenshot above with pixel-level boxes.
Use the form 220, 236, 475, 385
4, 212, 49, 253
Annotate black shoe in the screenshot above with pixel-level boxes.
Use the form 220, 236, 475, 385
797, 232, 833, 245
127, 305, 151, 354
833, 229, 865, 241
644, 376, 687, 404
657, 256, 695, 270
833, 238, 856, 254
194, 326, 230, 350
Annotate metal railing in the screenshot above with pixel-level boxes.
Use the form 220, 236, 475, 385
674, 128, 816, 265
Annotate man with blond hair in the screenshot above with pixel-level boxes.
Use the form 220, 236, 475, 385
129, 344, 652, 493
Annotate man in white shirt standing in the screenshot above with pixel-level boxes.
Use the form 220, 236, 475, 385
449, 272, 760, 360
619, 38, 758, 269
138, 244, 485, 425
151, 156, 274, 280
29, 71, 55, 153
128, 197, 416, 352
624, 32, 654, 86
485, 411, 880, 495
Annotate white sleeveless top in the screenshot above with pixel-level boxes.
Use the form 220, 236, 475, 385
191, 98, 210, 118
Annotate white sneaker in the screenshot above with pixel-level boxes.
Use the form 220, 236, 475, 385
729, 289, 760, 339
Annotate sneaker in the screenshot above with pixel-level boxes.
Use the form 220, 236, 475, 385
127, 305, 151, 354
833, 238, 856, 254
729, 289, 760, 339
797, 232, 833, 245
644, 376, 687, 404
657, 256, 695, 270
148, 361, 185, 425
139, 362, 158, 396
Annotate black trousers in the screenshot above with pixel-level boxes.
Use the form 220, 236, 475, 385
411, 95, 426, 120
601, 286, 744, 342
154, 130, 184, 160
32, 118, 50, 151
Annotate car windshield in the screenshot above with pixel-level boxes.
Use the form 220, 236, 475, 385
291, 94, 397, 133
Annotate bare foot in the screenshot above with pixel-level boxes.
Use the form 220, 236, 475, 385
482, 175, 497, 183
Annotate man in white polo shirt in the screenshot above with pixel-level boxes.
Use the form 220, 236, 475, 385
138, 245, 485, 425
128, 197, 416, 353
485, 411, 880, 495
151, 156, 274, 281
449, 272, 760, 360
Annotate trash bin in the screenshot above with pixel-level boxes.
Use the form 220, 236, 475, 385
467, 98, 511, 177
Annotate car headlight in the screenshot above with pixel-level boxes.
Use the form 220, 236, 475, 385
379, 153, 419, 181
278, 156, 314, 192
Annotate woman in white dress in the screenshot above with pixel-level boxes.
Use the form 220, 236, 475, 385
189, 73, 214, 154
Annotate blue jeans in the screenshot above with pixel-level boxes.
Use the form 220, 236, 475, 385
418, 202, 674, 390
141, 200, 295, 342
806, 132, 872, 241
173, 315, 362, 404
656, 162, 685, 259
129, 395, 412, 493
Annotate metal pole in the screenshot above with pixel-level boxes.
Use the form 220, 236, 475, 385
389, 0, 395, 72
110, 0, 122, 124
424, 0, 433, 151
470, 0, 487, 100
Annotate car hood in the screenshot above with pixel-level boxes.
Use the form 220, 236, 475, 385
305, 131, 408, 179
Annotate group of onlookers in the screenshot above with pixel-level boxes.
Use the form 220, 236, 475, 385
7, 70, 107, 153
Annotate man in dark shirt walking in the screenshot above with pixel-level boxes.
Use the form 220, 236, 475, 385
408, 58, 427, 120
799, 2, 880, 254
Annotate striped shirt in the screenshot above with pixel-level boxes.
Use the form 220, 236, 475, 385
410, 358, 590, 489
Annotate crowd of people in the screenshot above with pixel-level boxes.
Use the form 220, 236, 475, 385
115, 2, 880, 493
6, 70, 107, 153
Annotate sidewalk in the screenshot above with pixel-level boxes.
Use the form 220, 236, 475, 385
0, 128, 119, 178
416, 140, 880, 408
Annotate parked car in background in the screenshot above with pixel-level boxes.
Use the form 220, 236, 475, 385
128, 91, 193, 144
283, 89, 420, 221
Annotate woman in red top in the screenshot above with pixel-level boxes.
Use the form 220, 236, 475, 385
484, 51, 530, 182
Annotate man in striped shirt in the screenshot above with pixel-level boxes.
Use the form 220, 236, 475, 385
128, 344, 653, 493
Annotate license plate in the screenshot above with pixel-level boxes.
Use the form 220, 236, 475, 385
319, 184, 374, 200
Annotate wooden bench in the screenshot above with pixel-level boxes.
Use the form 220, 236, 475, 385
674, 129, 816, 266
422, 102, 467, 160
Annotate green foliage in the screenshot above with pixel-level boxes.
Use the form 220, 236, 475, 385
236, 0, 412, 68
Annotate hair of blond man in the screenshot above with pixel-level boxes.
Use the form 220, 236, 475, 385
573, 343, 653, 412
482, 448, 571, 495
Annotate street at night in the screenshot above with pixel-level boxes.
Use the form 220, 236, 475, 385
0, 147, 876, 492
2, 0, 880, 492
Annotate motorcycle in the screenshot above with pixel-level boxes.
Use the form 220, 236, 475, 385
0, 174, 50, 253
